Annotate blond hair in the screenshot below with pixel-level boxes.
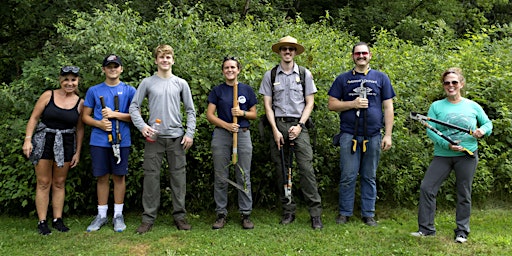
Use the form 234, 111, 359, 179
154, 44, 175, 59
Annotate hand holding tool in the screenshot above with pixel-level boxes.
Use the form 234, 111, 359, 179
352, 82, 368, 154
410, 112, 474, 157
100, 96, 121, 164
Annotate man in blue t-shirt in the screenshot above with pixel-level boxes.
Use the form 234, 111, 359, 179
82, 54, 136, 232
328, 42, 395, 226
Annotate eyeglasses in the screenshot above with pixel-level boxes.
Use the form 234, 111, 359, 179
61, 66, 80, 75
353, 51, 369, 56
443, 81, 459, 86
280, 47, 296, 52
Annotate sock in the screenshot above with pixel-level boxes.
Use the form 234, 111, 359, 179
114, 203, 124, 217
98, 205, 108, 218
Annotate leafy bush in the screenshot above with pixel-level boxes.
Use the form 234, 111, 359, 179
1, 3, 512, 215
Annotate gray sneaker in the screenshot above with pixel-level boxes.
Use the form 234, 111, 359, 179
113, 214, 126, 232
87, 215, 108, 232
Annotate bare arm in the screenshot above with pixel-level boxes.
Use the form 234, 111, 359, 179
82, 106, 112, 131
328, 96, 367, 112
381, 98, 394, 151
22, 90, 51, 158
71, 99, 85, 168
263, 95, 284, 149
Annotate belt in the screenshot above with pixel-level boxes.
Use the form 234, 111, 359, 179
216, 127, 248, 132
276, 117, 300, 123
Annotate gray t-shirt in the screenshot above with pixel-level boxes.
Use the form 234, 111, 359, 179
129, 74, 196, 139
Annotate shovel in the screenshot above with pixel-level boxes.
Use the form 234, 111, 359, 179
215, 82, 248, 194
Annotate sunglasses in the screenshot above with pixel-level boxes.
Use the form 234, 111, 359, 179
223, 56, 237, 61
60, 66, 80, 75
353, 51, 369, 56
443, 81, 459, 86
280, 46, 296, 52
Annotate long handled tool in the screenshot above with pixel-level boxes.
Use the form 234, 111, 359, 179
113, 95, 121, 164
410, 112, 474, 157
280, 141, 293, 205
410, 112, 473, 135
352, 81, 368, 154
100, 96, 121, 164
215, 82, 248, 194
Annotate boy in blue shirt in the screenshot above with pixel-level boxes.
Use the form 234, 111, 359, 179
82, 54, 136, 232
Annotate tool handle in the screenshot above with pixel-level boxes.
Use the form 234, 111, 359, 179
422, 120, 474, 158
362, 140, 368, 153
99, 96, 113, 143
232, 82, 239, 164
351, 139, 357, 154
100, 96, 106, 108
114, 95, 119, 111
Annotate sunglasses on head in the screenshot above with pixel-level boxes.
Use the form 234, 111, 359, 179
223, 56, 237, 61
61, 66, 80, 75
280, 46, 296, 52
443, 80, 459, 86
354, 51, 369, 56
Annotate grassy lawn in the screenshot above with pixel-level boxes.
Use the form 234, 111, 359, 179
0, 201, 511, 255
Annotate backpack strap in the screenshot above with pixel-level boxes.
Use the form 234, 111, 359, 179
271, 65, 306, 100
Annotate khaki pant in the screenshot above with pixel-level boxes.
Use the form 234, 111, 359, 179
141, 137, 187, 223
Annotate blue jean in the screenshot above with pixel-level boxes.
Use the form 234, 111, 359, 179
337, 132, 381, 217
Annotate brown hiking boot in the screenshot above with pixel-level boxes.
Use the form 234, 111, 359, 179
136, 222, 153, 234
242, 215, 254, 229
212, 214, 226, 230
174, 219, 191, 230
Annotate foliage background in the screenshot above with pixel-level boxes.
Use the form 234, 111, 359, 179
1, 2, 511, 215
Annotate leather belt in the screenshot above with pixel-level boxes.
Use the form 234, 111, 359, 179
276, 117, 300, 123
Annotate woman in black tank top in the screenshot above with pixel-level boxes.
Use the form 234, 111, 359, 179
22, 66, 85, 235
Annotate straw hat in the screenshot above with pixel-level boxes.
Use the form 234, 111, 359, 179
271, 36, 305, 55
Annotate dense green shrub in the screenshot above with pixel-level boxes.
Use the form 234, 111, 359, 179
1, 4, 511, 215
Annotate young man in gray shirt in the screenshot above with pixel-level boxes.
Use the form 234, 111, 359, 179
129, 44, 196, 234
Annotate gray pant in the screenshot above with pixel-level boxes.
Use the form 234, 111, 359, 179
270, 120, 322, 217
417, 152, 478, 235
212, 128, 253, 216
141, 137, 187, 223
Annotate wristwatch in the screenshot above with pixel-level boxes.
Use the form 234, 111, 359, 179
298, 122, 306, 129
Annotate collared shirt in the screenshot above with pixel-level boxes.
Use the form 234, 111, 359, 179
259, 63, 317, 118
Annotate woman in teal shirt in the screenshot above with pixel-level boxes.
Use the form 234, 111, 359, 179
411, 67, 493, 243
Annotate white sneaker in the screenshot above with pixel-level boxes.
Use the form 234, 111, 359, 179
455, 234, 468, 243
410, 231, 435, 237
113, 214, 126, 232
87, 215, 108, 232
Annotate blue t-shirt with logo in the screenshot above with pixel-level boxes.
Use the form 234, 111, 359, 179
328, 69, 395, 136
84, 82, 136, 147
207, 82, 257, 129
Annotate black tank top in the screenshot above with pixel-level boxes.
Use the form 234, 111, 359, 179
41, 90, 81, 129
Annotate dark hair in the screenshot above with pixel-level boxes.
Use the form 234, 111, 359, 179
352, 42, 370, 53
222, 56, 242, 70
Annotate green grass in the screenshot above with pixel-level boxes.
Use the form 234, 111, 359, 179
1, 202, 511, 256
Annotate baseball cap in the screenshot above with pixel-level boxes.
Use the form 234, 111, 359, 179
102, 54, 122, 67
